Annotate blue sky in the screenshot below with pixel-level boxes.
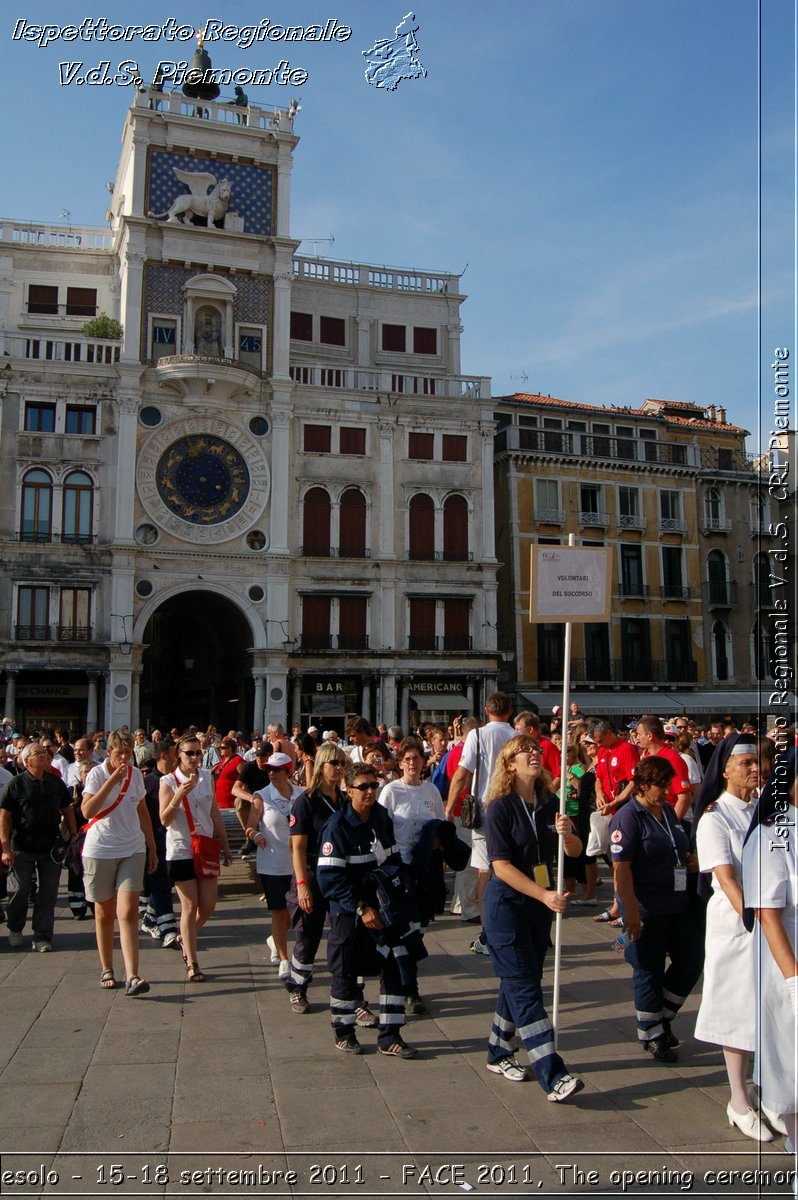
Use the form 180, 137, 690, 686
2, 1, 794, 444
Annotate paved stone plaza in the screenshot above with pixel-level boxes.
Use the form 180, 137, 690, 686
0, 866, 793, 1198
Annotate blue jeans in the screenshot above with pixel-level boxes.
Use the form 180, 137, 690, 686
7, 850, 62, 942
483, 878, 568, 1093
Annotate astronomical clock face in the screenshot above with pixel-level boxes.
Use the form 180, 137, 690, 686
137, 417, 270, 544
157, 434, 249, 524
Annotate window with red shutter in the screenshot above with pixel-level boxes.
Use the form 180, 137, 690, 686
409, 494, 435, 560
443, 494, 469, 561
302, 487, 331, 555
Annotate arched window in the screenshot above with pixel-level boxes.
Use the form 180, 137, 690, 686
62, 471, 94, 543
752, 618, 771, 681
704, 487, 721, 527
339, 488, 367, 558
409, 493, 435, 560
712, 619, 730, 681
753, 552, 770, 610
707, 549, 728, 605
443, 494, 469, 561
302, 487, 331, 556
20, 469, 52, 542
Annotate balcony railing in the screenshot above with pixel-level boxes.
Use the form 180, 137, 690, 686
17, 532, 96, 545
14, 624, 50, 641
698, 446, 756, 474
289, 363, 489, 398
658, 517, 687, 534
57, 625, 92, 642
299, 546, 371, 559
408, 635, 473, 652
540, 657, 699, 685
619, 582, 649, 598
618, 514, 647, 531
700, 516, 733, 533
704, 580, 738, 607
535, 508, 566, 525
497, 427, 697, 466
15, 624, 93, 642
135, 86, 296, 132
660, 585, 692, 601
297, 634, 369, 652
407, 549, 474, 563
293, 255, 460, 298
5, 334, 120, 364
578, 510, 609, 528
1, 219, 112, 249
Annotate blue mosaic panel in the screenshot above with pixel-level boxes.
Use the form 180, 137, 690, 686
144, 264, 270, 358
147, 150, 274, 236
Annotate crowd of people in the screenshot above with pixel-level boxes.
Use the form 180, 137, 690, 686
0, 702, 795, 1132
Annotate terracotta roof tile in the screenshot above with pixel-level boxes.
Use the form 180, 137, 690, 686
496, 393, 748, 434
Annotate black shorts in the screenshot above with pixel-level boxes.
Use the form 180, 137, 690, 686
258, 872, 292, 910
168, 857, 197, 883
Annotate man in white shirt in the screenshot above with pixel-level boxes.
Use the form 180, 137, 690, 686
446, 692, 516, 954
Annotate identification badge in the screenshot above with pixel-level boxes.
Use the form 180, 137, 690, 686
533, 863, 551, 889
673, 867, 687, 892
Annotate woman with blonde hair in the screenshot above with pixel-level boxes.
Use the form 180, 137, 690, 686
480, 734, 584, 1101
82, 729, 157, 994
284, 742, 352, 1015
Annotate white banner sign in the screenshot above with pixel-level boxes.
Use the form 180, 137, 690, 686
529, 545, 611, 623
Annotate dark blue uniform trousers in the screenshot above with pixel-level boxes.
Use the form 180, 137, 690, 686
483, 878, 568, 1093
284, 873, 329, 996
327, 912, 405, 1047
622, 910, 705, 1043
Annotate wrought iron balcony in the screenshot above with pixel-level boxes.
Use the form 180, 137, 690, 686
660, 585, 692, 601
704, 580, 737, 607
619, 582, 649, 599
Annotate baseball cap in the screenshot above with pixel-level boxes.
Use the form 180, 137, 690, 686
663, 722, 680, 737
265, 752, 292, 769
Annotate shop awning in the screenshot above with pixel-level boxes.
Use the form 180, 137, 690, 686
521, 690, 795, 717
410, 692, 471, 710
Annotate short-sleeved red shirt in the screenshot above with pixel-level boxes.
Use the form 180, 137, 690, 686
596, 739, 639, 802
644, 745, 691, 807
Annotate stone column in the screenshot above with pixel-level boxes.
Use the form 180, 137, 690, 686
253, 671, 266, 733
291, 676, 302, 727
86, 672, 100, 732
266, 669, 289, 729
269, 405, 291, 555
377, 421, 395, 559
361, 676, 372, 723
379, 673, 397, 727
3, 669, 18, 724
271, 268, 292, 380
479, 419, 497, 562
466, 679, 476, 716
399, 680, 410, 734
114, 392, 140, 544
275, 142, 294, 239
131, 671, 142, 727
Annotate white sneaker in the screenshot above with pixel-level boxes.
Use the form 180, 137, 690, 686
547, 1073, 585, 1103
8, 931, 25, 948
266, 935, 279, 964
32, 939, 52, 953
727, 1103, 774, 1142
162, 931, 179, 949
469, 935, 490, 955
278, 959, 290, 979
486, 1056, 527, 1082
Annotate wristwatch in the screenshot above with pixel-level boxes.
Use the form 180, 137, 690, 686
356, 902, 367, 917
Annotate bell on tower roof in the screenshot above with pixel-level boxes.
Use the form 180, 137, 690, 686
182, 25, 221, 102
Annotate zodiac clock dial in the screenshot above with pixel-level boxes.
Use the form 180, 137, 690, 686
156, 434, 249, 524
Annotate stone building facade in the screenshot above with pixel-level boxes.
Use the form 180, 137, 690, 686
0, 86, 499, 735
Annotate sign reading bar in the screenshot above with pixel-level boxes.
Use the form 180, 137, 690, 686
529, 545, 611, 623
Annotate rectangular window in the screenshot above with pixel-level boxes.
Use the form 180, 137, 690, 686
615, 424, 636, 459
618, 486, 639, 518
382, 323, 406, 352
290, 311, 313, 341
665, 619, 695, 681
65, 406, 96, 435
27, 284, 59, 315
408, 432, 434, 460
662, 546, 684, 596
443, 598, 470, 651
535, 478, 559, 515
537, 623, 564, 680
339, 427, 366, 455
591, 423, 612, 457
59, 587, 91, 640
24, 402, 56, 432
65, 287, 97, 317
338, 596, 368, 649
542, 418, 564, 452
442, 434, 467, 462
17, 586, 49, 640
640, 428, 659, 462
584, 623, 611, 679
621, 617, 651, 681
580, 484, 601, 513
620, 545, 644, 596
319, 316, 346, 346
301, 596, 331, 650
413, 326, 437, 354
660, 490, 681, 522
409, 597, 436, 651
303, 424, 332, 453
717, 447, 734, 470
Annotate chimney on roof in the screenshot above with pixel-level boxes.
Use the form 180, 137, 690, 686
717, 406, 726, 423
707, 404, 717, 422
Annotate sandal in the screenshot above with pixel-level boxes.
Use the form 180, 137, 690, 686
593, 909, 617, 922
187, 962, 206, 983
125, 975, 150, 996
100, 968, 117, 989
177, 936, 187, 965
609, 917, 624, 927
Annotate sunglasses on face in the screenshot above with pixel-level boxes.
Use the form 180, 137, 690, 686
351, 782, 379, 792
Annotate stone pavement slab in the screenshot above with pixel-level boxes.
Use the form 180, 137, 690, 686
0, 883, 793, 1198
